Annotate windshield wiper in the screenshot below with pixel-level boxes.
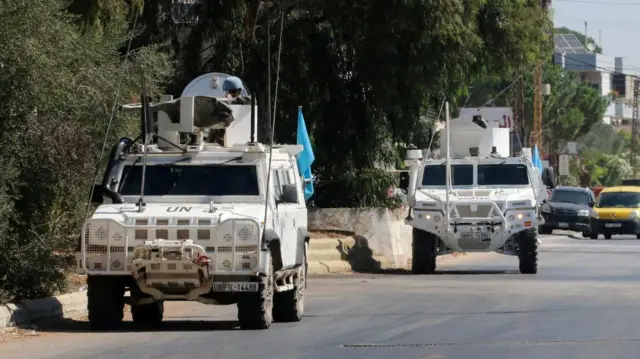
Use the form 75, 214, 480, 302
169, 157, 192, 165
158, 155, 243, 167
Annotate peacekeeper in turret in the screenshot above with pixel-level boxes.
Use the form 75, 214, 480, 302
222, 76, 251, 105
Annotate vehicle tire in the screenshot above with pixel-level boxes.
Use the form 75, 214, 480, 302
411, 228, 437, 274
87, 276, 125, 331
636, 234, 640, 240
236, 254, 274, 330
517, 229, 538, 274
538, 225, 552, 235
582, 232, 590, 239
273, 243, 307, 322
590, 232, 598, 239
604, 233, 612, 240
131, 301, 164, 326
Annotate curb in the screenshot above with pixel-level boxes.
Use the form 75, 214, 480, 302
308, 251, 470, 275
0, 291, 87, 329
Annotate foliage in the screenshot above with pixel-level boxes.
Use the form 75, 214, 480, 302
0, 0, 172, 303
0, 0, 551, 301
123, 0, 549, 207
523, 63, 610, 152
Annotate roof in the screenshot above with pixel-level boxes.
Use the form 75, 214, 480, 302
553, 186, 590, 193
600, 186, 640, 193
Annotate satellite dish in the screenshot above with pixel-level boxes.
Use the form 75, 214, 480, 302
587, 43, 596, 52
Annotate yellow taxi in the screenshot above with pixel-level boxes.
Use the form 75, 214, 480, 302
589, 186, 640, 240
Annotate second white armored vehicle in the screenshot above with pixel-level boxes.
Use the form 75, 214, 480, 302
75, 73, 310, 330
405, 107, 550, 275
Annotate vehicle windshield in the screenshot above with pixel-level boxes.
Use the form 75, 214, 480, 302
422, 165, 473, 186
118, 164, 260, 196
477, 164, 529, 185
550, 190, 590, 205
596, 192, 640, 208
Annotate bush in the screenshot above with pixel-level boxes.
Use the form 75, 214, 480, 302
312, 167, 403, 209
0, 1, 172, 304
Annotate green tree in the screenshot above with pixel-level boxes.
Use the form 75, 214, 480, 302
119, 0, 549, 207
0, 0, 172, 303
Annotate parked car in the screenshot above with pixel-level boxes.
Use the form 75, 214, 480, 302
539, 186, 595, 237
589, 185, 640, 240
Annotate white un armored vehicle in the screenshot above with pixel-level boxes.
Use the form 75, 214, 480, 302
404, 105, 550, 275
75, 73, 309, 330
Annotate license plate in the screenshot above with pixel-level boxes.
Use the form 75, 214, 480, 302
605, 223, 622, 228
460, 232, 489, 241
212, 282, 259, 292
558, 222, 569, 228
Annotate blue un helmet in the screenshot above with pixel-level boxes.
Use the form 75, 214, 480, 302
222, 76, 244, 93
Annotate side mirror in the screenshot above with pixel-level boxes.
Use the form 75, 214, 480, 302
399, 172, 410, 191
541, 198, 547, 204
278, 184, 298, 204
91, 184, 107, 204
588, 201, 595, 208
91, 184, 124, 205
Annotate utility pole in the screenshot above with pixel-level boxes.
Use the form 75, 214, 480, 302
533, 0, 551, 150
632, 77, 639, 174
533, 63, 543, 148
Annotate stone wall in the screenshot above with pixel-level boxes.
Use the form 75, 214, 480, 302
307, 207, 412, 267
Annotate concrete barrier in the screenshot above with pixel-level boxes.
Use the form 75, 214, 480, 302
0, 291, 87, 329
308, 207, 413, 268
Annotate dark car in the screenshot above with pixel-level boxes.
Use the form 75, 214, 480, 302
538, 186, 595, 236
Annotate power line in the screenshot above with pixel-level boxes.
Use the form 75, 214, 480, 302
556, 17, 640, 25
556, 51, 639, 77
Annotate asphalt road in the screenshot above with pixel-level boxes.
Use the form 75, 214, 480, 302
3, 232, 640, 359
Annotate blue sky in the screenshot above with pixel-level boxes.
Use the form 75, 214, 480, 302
553, 0, 640, 74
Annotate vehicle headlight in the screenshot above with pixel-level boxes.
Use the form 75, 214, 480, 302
541, 204, 551, 213
420, 213, 441, 221
508, 212, 531, 221
577, 210, 589, 217
590, 211, 599, 219
631, 210, 640, 219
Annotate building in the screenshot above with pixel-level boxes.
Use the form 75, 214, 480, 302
553, 33, 634, 126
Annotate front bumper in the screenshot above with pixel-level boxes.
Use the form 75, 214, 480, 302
541, 213, 590, 232
590, 218, 640, 235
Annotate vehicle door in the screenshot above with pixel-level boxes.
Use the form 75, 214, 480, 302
277, 164, 303, 267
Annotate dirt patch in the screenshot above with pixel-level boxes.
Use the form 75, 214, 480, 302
65, 273, 87, 294
0, 325, 44, 343
52, 273, 86, 297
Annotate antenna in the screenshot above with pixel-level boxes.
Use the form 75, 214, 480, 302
250, 90, 256, 143
444, 101, 451, 229
137, 73, 151, 211
262, 11, 285, 243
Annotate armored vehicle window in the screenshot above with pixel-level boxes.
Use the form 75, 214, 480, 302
286, 168, 296, 185
596, 192, 640, 208
477, 164, 528, 185
278, 169, 292, 185
271, 169, 282, 197
422, 165, 473, 186
550, 189, 590, 205
119, 164, 260, 196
